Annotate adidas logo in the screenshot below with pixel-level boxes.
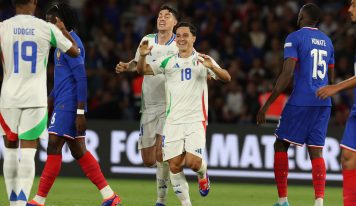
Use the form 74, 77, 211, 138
173, 63, 180, 68
195, 148, 202, 155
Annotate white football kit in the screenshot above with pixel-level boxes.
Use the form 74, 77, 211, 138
134, 33, 178, 149
150, 51, 218, 160
0, 15, 72, 140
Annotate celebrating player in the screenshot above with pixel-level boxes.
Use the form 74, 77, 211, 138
137, 21, 231, 206
316, 1, 356, 205
26, 3, 121, 206
115, 5, 178, 206
256, 3, 334, 206
0, 0, 79, 205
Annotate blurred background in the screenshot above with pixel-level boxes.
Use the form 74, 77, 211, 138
0, 0, 354, 125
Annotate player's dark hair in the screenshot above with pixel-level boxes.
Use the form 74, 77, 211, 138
12, 0, 31, 6
302, 3, 321, 23
159, 4, 179, 21
175, 21, 197, 36
46, 1, 79, 31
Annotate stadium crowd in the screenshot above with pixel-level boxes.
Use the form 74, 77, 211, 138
0, 0, 354, 125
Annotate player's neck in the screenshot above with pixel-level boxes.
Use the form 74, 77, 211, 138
157, 30, 174, 45
178, 48, 194, 58
16, 7, 34, 16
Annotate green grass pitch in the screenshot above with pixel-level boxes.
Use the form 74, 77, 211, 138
0, 176, 342, 206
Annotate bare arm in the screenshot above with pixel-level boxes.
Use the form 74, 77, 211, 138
136, 40, 154, 75
256, 58, 296, 125
317, 76, 356, 99
198, 54, 231, 82
115, 60, 138, 73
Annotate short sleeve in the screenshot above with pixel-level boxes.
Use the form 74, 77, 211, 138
64, 46, 84, 69
283, 33, 299, 60
47, 23, 72, 53
328, 45, 335, 68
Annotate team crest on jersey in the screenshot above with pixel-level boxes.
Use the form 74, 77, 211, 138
56, 50, 61, 60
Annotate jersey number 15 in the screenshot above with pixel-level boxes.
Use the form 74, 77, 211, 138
311, 49, 327, 80
13, 41, 37, 74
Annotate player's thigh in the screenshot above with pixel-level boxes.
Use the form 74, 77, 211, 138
275, 105, 311, 146
184, 122, 206, 162
0, 108, 21, 141
48, 110, 78, 139
18, 107, 47, 141
162, 123, 185, 162
138, 114, 160, 150
168, 153, 185, 173
306, 106, 331, 147
340, 114, 356, 154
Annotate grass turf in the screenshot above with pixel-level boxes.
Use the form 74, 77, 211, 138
0, 176, 342, 206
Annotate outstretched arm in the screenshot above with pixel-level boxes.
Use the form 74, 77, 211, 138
136, 40, 154, 75
317, 76, 356, 99
115, 60, 138, 73
256, 58, 296, 125
198, 54, 231, 82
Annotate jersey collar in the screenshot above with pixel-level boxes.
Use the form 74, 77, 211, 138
154, 33, 176, 45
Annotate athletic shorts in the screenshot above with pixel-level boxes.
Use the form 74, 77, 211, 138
341, 114, 356, 152
138, 111, 165, 149
48, 110, 85, 139
275, 105, 331, 147
162, 121, 206, 161
0, 107, 47, 141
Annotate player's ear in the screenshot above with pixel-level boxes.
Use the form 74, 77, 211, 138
192, 36, 196, 44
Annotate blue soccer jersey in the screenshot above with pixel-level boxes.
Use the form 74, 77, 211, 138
50, 31, 87, 112
284, 27, 335, 106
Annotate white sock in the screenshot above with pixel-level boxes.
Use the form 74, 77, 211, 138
196, 160, 207, 179
170, 171, 191, 206
3, 148, 19, 202
278, 197, 288, 204
314, 198, 323, 206
156, 161, 169, 204
17, 148, 37, 202
33, 195, 46, 204
100, 185, 114, 200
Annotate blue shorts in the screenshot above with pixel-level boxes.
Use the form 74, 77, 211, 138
48, 110, 85, 139
341, 114, 356, 152
275, 105, 331, 147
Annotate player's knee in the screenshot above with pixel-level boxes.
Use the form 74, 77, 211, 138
142, 157, 156, 167
274, 140, 289, 152
156, 150, 163, 162
341, 153, 356, 170
71, 150, 85, 160
186, 160, 200, 172
47, 143, 62, 155
169, 164, 182, 174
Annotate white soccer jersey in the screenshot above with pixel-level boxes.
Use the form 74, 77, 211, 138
134, 33, 178, 114
0, 15, 72, 108
151, 51, 218, 124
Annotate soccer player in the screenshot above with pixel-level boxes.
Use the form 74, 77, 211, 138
256, 3, 334, 206
0, 0, 79, 205
26, 3, 121, 206
115, 5, 178, 206
137, 21, 231, 206
316, 1, 356, 205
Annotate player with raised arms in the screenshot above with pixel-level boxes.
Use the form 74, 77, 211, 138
0, 0, 80, 205
137, 21, 231, 206
26, 2, 121, 206
257, 3, 334, 206
316, 1, 356, 205
115, 5, 178, 206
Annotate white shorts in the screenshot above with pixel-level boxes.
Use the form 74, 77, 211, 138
0, 107, 48, 141
162, 122, 206, 161
138, 112, 166, 149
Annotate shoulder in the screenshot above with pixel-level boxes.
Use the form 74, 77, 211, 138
141, 33, 156, 42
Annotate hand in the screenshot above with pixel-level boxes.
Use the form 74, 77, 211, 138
115, 62, 130, 73
198, 54, 214, 69
139, 40, 152, 57
76, 114, 87, 136
316, 85, 338, 99
54, 17, 67, 31
256, 107, 268, 125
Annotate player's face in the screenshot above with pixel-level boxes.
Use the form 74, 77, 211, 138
349, 0, 356, 22
157, 9, 177, 32
176, 27, 196, 52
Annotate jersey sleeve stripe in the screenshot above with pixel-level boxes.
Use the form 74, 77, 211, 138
50, 29, 57, 47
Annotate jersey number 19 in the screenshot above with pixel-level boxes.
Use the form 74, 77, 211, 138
13, 41, 37, 74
